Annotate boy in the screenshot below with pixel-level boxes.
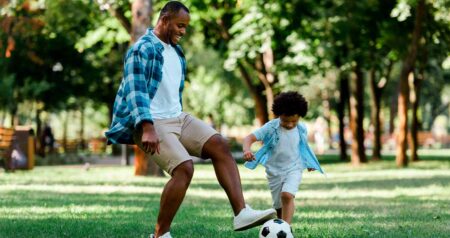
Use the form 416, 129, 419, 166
242, 91, 324, 224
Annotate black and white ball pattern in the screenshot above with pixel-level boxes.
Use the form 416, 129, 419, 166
259, 218, 294, 238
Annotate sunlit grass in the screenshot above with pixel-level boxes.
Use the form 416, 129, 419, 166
1, 158, 449, 238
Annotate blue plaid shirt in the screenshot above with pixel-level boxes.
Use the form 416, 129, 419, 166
105, 29, 186, 144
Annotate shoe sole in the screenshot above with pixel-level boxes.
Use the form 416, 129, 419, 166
234, 210, 276, 231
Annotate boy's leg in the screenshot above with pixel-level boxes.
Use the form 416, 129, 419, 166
276, 208, 282, 219
280, 169, 303, 224
268, 174, 283, 219
280, 192, 295, 224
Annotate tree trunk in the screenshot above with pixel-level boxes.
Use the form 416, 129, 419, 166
129, 0, 161, 176
349, 67, 366, 165
397, 71, 411, 167
10, 105, 17, 127
389, 89, 397, 134
131, 0, 152, 43
322, 95, 333, 150
79, 107, 86, 150
410, 71, 423, 162
370, 60, 393, 161
62, 111, 68, 152
254, 42, 276, 123
369, 68, 382, 161
337, 72, 349, 161
237, 62, 269, 126
36, 108, 43, 157
396, 0, 425, 167
214, 13, 272, 125
261, 38, 276, 120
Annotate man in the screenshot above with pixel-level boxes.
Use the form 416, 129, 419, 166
105, 1, 276, 238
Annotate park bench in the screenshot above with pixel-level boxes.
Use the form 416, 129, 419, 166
0, 127, 15, 171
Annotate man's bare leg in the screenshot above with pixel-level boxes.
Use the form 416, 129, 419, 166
202, 135, 245, 215
154, 160, 194, 237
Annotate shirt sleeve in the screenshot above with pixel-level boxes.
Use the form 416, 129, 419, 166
123, 47, 153, 128
253, 121, 273, 141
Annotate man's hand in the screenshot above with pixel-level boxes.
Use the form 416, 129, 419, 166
243, 150, 255, 161
307, 168, 316, 172
141, 122, 160, 155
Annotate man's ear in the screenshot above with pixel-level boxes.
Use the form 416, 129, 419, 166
160, 14, 171, 26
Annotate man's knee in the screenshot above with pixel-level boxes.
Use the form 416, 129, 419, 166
173, 160, 194, 183
205, 135, 229, 153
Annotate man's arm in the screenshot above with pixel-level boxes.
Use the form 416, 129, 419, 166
122, 47, 160, 153
123, 48, 154, 128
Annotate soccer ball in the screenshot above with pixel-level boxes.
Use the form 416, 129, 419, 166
259, 218, 294, 238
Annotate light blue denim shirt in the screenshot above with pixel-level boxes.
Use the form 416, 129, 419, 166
244, 118, 324, 174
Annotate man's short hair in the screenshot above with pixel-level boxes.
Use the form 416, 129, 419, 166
272, 91, 308, 117
159, 1, 189, 19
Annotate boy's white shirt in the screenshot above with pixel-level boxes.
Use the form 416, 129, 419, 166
265, 126, 304, 176
150, 32, 183, 119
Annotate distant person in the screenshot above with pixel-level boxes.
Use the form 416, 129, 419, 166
242, 91, 324, 224
105, 2, 275, 238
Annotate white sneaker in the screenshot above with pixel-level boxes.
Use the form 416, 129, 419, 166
149, 232, 172, 238
233, 204, 276, 231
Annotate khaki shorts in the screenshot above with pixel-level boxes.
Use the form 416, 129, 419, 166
133, 113, 218, 175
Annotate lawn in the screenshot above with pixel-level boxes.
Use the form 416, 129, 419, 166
1, 157, 449, 238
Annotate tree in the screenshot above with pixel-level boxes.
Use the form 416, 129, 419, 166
409, 0, 450, 162
396, 0, 425, 167
186, 0, 326, 124
99, 0, 164, 176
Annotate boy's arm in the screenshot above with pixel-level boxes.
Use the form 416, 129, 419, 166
242, 134, 257, 161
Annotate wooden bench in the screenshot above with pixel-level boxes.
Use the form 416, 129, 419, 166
0, 127, 15, 171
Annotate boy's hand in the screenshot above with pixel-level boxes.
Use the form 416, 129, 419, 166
307, 168, 316, 172
243, 151, 255, 161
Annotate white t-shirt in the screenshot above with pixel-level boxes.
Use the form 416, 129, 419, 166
265, 127, 303, 176
150, 33, 183, 119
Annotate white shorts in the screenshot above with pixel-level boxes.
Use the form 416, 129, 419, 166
267, 169, 303, 209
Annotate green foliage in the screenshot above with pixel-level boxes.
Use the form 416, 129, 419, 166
44, 0, 94, 43
75, 18, 129, 55
0, 74, 15, 112
182, 33, 254, 126
0, 0, 448, 135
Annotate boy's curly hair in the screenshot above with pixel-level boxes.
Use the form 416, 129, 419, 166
272, 91, 308, 117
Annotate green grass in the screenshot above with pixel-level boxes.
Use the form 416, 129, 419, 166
1, 158, 449, 238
